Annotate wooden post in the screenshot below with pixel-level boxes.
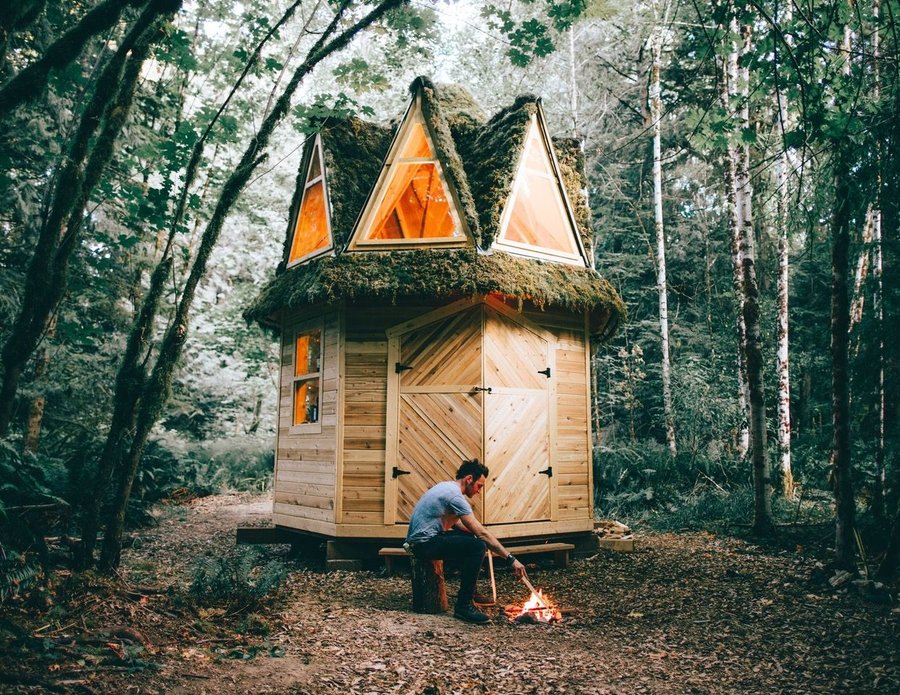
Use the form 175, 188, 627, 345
410, 557, 448, 613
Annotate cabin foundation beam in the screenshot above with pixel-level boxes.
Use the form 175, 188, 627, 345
236, 526, 323, 555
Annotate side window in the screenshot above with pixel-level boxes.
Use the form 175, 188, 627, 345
292, 326, 322, 425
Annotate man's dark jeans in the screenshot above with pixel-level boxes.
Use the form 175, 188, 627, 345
412, 530, 485, 607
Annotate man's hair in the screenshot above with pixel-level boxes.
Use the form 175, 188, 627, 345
455, 458, 489, 481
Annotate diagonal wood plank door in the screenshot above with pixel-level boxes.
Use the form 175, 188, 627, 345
483, 308, 552, 523
392, 308, 484, 523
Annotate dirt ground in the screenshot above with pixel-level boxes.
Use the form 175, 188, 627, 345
1, 492, 898, 694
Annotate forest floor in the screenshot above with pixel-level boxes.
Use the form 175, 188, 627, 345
1, 492, 898, 694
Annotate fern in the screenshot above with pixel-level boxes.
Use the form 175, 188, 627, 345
0, 551, 42, 604
188, 548, 285, 612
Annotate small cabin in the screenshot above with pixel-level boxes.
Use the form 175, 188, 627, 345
245, 78, 625, 561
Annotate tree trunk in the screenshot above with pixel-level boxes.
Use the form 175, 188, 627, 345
775, 162, 793, 497
773, 1, 794, 498
410, 557, 448, 614
22, 316, 55, 454
650, 12, 676, 458
831, 149, 855, 570
735, 22, 772, 535
871, 0, 886, 522
719, 20, 750, 459
872, 205, 885, 520
720, 13, 771, 531
97, 0, 409, 571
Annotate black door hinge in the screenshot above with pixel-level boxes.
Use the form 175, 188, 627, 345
539, 466, 553, 477
395, 363, 412, 374
392, 466, 411, 478
538, 367, 551, 378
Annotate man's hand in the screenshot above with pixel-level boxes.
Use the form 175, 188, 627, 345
511, 558, 526, 579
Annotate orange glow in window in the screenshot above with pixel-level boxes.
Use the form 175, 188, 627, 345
289, 180, 329, 263
367, 163, 458, 240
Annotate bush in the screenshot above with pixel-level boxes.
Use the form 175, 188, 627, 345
594, 438, 753, 524
647, 486, 755, 531
188, 548, 286, 613
139, 433, 274, 502
0, 441, 71, 568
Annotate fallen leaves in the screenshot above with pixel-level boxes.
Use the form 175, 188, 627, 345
2, 493, 897, 694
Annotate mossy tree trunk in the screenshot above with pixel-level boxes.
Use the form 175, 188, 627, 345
0, 0, 179, 439
80, 0, 307, 570
97, 0, 410, 572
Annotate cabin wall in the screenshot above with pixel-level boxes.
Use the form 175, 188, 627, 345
273, 308, 341, 533
272, 299, 592, 539
339, 304, 431, 526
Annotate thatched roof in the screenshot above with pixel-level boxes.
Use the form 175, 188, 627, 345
247, 249, 624, 340
253, 77, 625, 338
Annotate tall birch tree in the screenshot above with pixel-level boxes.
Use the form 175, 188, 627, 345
718, 8, 751, 460
773, 0, 794, 498
719, 1, 772, 532
649, 0, 676, 457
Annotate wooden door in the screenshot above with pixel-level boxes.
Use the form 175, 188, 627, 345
392, 307, 484, 522
483, 307, 552, 523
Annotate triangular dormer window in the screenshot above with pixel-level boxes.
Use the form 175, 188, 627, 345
494, 114, 586, 266
348, 96, 467, 249
287, 135, 332, 266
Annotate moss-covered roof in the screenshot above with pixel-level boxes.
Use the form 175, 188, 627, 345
247, 249, 625, 338
257, 77, 625, 339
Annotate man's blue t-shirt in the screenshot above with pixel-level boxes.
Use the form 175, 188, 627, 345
405, 481, 473, 545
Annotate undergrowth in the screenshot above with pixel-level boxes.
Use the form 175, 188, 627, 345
188, 548, 286, 613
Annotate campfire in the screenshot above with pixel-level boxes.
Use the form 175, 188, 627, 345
505, 587, 563, 624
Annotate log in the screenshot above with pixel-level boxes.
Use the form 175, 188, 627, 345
410, 557, 448, 614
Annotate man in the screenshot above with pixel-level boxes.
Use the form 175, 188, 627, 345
405, 459, 527, 624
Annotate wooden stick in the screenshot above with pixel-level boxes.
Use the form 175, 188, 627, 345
487, 551, 497, 604
520, 575, 549, 608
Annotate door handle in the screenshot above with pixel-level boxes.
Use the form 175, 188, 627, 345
473, 386, 492, 394
392, 466, 411, 478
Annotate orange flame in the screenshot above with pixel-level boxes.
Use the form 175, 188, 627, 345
509, 588, 562, 623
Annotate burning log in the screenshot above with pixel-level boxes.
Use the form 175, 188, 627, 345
504, 587, 562, 624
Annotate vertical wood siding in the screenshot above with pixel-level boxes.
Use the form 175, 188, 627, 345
339, 305, 428, 524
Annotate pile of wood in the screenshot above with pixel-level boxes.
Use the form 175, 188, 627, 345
594, 520, 635, 552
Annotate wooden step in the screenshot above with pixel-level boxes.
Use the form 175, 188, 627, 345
378, 541, 575, 572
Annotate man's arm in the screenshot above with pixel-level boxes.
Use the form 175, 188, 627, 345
458, 513, 527, 579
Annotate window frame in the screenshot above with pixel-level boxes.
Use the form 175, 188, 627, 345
287, 317, 324, 434
349, 98, 469, 251
286, 134, 334, 268
494, 116, 586, 266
